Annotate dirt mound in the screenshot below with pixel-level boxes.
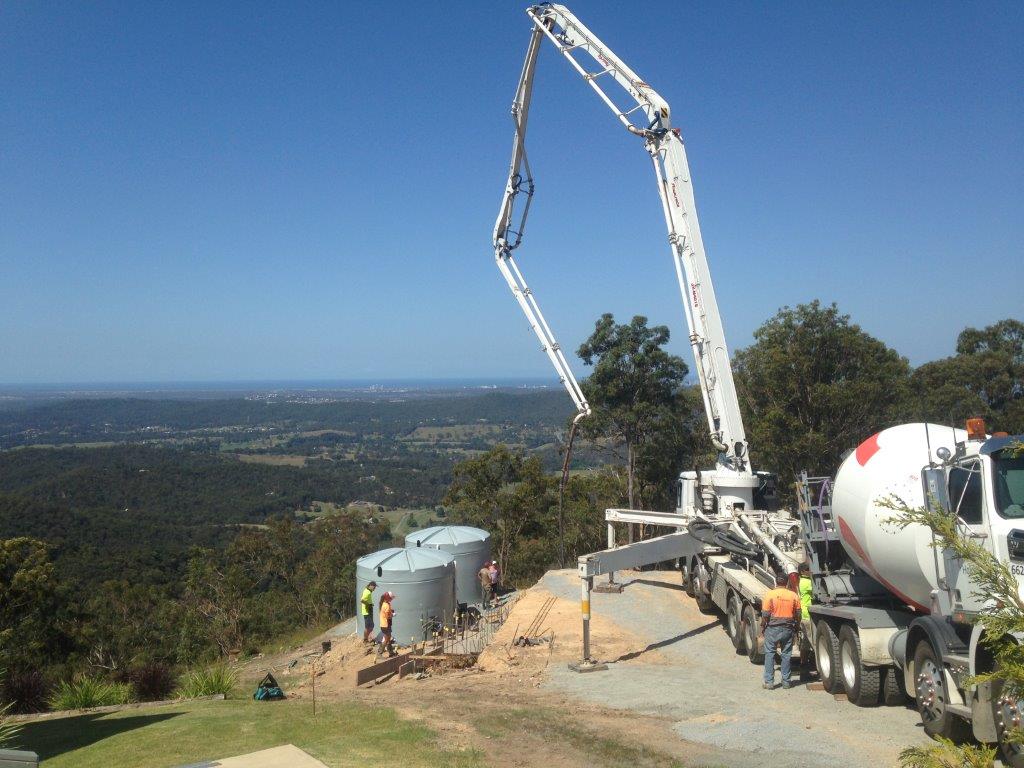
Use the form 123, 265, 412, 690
477, 572, 665, 676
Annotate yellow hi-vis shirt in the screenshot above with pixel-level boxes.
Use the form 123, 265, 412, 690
799, 576, 812, 621
360, 587, 374, 617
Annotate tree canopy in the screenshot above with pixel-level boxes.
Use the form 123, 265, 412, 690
577, 314, 690, 509
912, 319, 1024, 434
733, 301, 912, 488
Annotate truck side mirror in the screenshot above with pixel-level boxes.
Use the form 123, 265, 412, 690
922, 467, 951, 514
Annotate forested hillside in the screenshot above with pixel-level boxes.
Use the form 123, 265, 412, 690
0, 311, 1018, 715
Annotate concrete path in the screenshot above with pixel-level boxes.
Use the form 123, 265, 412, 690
176, 744, 328, 768
540, 570, 933, 768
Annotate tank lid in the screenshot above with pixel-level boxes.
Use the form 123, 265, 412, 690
357, 546, 454, 573
405, 525, 489, 548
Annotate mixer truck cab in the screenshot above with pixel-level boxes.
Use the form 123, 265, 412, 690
799, 421, 1024, 764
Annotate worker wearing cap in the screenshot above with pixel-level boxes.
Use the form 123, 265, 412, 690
797, 563, 813, 678
760, 573, 802, 689
478, 563, 492, 607
360, 581, 377, 644
377, 592, 397, 658
488, 561, 500, 598
798, 563, 812, 626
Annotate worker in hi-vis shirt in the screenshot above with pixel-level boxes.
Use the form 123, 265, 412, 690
760, 573, 802, 690
360, 581, 377, 644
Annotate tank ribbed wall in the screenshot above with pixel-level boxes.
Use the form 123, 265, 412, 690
405, 525, 492, 605
355, 547, 456, 646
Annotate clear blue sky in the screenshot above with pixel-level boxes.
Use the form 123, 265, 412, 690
2, 1, 1021, 384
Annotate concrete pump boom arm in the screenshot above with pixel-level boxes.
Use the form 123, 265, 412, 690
493, 3, 750, 471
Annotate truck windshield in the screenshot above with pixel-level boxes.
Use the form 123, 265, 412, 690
992, 453, 1024, 519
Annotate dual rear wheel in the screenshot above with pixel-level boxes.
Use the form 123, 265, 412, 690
722, 592, 762, 663
726, 594, 746, 654
815, 620, 887, 707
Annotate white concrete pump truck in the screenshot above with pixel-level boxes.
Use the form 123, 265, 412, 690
491, 1, 801, 669
491, 3, 1024, 760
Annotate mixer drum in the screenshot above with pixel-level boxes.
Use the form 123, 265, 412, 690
831, 423, 967, 612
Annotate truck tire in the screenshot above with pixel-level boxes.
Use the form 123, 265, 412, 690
913, 640, 970, 741
815, 620, 843, 694
743, 604, 763, 664
681, 560, 695, 598
696, 590, 716, 614
727, 594, 746, 653
692, 560, 716, 614
991, 678, 1024, 767
882, 667, 908, 706
838, 624, 880, 707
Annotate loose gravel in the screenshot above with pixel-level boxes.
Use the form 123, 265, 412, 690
539, 569, 935, 768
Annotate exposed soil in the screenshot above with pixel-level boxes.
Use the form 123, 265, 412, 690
241, 570, 934, 768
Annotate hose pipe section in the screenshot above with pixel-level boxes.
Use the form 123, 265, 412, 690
687, 520, 760, 559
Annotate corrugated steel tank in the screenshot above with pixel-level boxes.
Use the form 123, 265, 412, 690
355, 547, 456, 646
405, 525, 492, 605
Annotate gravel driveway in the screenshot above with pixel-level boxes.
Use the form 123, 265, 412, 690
540, 569, 935, 768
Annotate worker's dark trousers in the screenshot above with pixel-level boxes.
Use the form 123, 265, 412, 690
763, 625, 794, 685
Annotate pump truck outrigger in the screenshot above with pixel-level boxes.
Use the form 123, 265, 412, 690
492, 0, 802, 674
491, 4, 1024, 760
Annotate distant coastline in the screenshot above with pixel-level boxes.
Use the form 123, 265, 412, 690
0, 378, 558, 403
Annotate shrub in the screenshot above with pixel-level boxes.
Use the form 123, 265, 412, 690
48, 677, 133, 711
127, 663, 178, 702
2, 669, 51, 714
0, 703, 21, 750
176, 665, 237, 699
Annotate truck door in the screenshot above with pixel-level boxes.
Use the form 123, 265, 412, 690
944, 459, 989, 613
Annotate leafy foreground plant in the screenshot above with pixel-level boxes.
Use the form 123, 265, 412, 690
899, 738, 997, 768
887, 442, 1024, 768
0, 702, 21, 750
49, 677, 133, 710
0, 670, 23, 749
176, 665, 237, 699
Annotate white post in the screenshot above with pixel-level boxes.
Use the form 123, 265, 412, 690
581, 575, 592, 662
606, 521, 616, 586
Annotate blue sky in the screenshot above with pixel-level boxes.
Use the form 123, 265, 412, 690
1, 1, 1021, 384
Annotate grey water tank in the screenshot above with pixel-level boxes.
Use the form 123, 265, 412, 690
405, 525, 491, 605
355, 547, 456, 646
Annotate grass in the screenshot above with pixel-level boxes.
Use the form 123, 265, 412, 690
234, 453, 308, 467
175, 666, 237, 699
48, 678, 133, 710
475, 708, 691, 768
16, 699, 484, 768
400, 424, 502, 441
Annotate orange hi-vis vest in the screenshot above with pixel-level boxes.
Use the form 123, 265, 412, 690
380, 602, 394, 629
762, 587, 801, 625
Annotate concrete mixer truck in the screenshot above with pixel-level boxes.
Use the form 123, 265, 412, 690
486, 13, 1024, 759
795, 421, 1024, 763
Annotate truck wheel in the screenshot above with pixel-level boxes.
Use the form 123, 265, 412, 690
913, 640, 970, 741
693, 560, 716, 614
681, 560, 695, 597
727, 594, 746, 653
992, 679, 1024, 767
695, 590, 716, 614
743, 604, 763, 664
838, 624, 880, 707
815, 620, 843, 694
881, 667, 908, 706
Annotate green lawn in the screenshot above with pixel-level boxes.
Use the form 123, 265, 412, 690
476, 708, 692, 768
17, 699, 483, 768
